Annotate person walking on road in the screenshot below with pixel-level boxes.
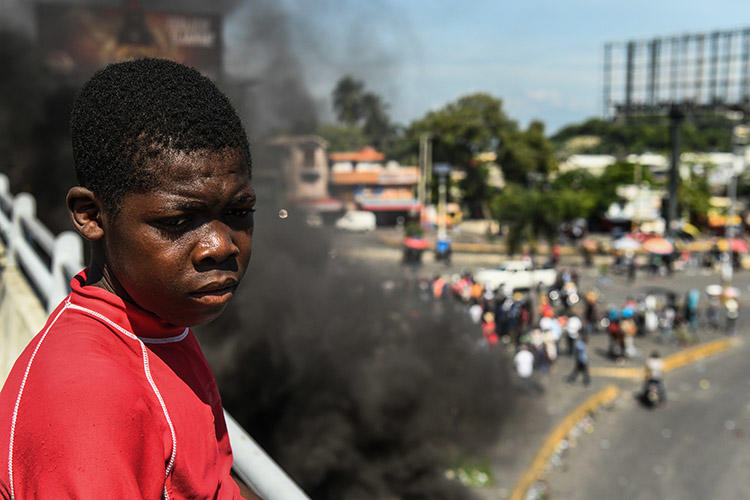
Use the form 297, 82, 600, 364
641, 351, 667, 406
567, 335, 591, 386
725, 298, 739, 336
564, 315, 582, 356
514, 344, 543, 394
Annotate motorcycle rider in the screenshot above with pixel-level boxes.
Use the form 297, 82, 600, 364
642, 351, 667, 406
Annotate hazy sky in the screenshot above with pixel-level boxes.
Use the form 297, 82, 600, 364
2, 0, 749, 134
280, 0, 750, 134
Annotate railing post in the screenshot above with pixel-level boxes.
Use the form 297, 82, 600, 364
50, 232, 84, 313
8, 193, 36, 268
0, 175, 11, 246
0, 175, 9, 202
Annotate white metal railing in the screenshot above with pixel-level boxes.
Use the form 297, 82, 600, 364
0, 174, 83, 313
0, 174, 309, 499
224, 411, 311, 499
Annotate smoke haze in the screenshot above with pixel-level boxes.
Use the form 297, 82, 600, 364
199, 212, 513, 499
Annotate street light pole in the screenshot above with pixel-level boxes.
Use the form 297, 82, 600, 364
723, 123, 749, 287
418, 134, 426, 220
438, 172, 447, 240
434, 163, 451, 241
666, 105, 684, 238
417, 133, 433, 221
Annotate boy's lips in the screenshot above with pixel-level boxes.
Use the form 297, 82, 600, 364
189, 279, 239, 305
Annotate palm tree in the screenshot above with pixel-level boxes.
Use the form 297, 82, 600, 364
332, 76, 364, 126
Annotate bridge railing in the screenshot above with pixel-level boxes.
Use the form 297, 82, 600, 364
0, 175, 83, 314
0, 174, 309, 499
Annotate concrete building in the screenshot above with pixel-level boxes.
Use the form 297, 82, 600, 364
329, 147, 420, 224
267, 135, 343, 214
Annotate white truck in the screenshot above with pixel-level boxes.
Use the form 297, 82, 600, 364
473, 260, 557, 292
334, 210, 376, 232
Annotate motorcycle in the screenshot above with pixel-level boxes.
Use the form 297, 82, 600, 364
639, 379, 665, 408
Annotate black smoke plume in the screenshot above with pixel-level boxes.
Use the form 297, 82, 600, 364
199, 206, 513, 499
0, 28, 77, 233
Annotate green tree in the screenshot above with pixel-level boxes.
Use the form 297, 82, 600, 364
330, 77, 394, 150
552, 114, 734, 155
679, 171, 711, 226
490, 186, 560, 254
332, 76, 365, 126
499, 120, 557, 185
360, 92, 394, 150
397, 94, 520, 214
399, 93, 517, 166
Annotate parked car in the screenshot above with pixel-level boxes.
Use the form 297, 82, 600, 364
473, 260, 557, 292
334, 210, 376, 232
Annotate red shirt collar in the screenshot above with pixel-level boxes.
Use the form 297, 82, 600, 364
69, 268, 186, 340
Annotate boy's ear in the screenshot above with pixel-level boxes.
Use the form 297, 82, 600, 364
66, 186, 105, 242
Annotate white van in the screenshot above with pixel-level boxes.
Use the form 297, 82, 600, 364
335, 210, 377, 232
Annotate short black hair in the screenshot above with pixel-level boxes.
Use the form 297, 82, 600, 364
71, 58, 251, 215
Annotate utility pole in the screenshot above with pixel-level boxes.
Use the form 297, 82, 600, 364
425, 136, 433, 206
417, 133, 433, 220
434, 163, 451, 241
418, 134, 426, 219
666, 105, 684, 238
724, 123, 749, 287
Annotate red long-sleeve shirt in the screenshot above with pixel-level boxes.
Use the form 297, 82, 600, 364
0, 271, 242, 499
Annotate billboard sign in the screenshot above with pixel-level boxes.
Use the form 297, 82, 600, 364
604, 28, 750, 117
36, 3, 222, 80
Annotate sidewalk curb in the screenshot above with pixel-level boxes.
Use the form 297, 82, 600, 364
508, 385, 620, 500
378, 234, 719, 255
590, 337, 742, 380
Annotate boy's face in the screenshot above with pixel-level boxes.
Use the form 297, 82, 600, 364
102, 148, 254, 326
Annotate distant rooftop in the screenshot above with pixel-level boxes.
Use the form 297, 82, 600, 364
329, 146, 385, 163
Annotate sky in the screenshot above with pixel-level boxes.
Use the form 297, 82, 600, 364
1, 0, 749, 135
268, 0, 750, 134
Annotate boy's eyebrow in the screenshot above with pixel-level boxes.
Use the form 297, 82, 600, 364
165, 200, 208, 211
162, 191, 256, 211
232, 193, 256, 205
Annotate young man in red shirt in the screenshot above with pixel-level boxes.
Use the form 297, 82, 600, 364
0, 59, 258, 498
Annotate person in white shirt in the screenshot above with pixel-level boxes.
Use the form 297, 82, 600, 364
565, 315, 582, 356
642, 350, 666, 404
469, 301, 483, 324
514, 344, 543, 393
514, 345, 535, 379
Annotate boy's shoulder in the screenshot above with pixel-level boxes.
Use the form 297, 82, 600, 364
2, 307, 161, 415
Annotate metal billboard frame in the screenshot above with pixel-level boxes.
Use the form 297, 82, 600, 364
604, 27, 750, 118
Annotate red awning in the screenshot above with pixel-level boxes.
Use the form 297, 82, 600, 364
329, 146, 385, 163
291, 197, 344, 212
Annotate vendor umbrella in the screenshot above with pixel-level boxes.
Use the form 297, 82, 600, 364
717, 238, 748, 253
642, 237, 674, 255
724, 286, 740, 299
613, 236, 641, 251
730, 238, 748, 254
404, 237, 428, 250
681, 222, 701, 237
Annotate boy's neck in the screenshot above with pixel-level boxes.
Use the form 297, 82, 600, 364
86, 251, 135, 305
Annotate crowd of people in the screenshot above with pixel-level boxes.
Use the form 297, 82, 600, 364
420, 266, 741, 394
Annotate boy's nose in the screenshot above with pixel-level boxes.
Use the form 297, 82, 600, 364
194, 221, 240, 267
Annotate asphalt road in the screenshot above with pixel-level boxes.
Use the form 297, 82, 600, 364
542, 338, 750, 500
331, 228, 750, 499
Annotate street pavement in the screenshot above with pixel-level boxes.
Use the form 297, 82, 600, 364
543, 337, 750, 500
331, 228, 750, 500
